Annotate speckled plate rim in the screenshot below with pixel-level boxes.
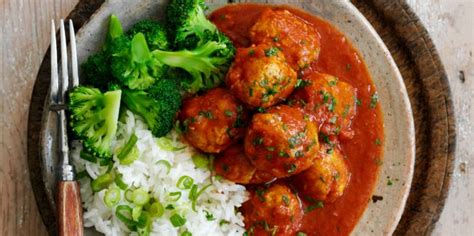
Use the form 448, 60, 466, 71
33, 0, 415, 235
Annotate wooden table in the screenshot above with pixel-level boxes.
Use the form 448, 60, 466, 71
1, 0, 471, 235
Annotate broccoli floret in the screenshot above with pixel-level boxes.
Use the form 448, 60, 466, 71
166, 0, 218, 49
111, 33, 168, 90
126, 20, 169, 51
152, 40, 233, 93
121, 79, 182, 137
68, 86, 122, 158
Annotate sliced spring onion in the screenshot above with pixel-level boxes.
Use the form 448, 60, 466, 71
176, 176, 194, 190
189, 184, 212, 212
156, 137, 186, 151
115, 205, 136, 230
156, 160, 172, 174
136, 211, 151, 228
125, 189, 134, 202
132, 188, 150, 205
80, 150, 97, 163
91, 173, 114, 192
169, 191, 182, 202
118, 134, 138, 159
114, 174, 128, 190
104, 187, 121, 207
191, 153, 209, 169
76, 170, 89, 179
169, 213, 186, 227
99, 157, 112, 166
181, 231, 192, 236
119, 145, 139, 165
132, 206, 143, 221
148, 201, 164, 218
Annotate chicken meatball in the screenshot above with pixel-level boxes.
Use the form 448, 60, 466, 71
241, 183, 303, 236
250, 8, 321, 69
293, 145, 351, 202
214, 144, 276, 184
179, 88, 247, 153
226, 44, 297, 108
244, 105, 319, 178
290, 72, 357, 140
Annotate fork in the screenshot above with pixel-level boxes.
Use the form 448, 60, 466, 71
50, 19, 84, 236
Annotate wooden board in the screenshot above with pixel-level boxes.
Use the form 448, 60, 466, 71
26, 0, 455, 235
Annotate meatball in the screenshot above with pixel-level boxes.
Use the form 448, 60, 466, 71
293, 145, 351, 202
214, 144, 276, 184
244, 105, 319, 178
226, 44, 297, 108
179, 88, 247, 153
250, 8, 321, 69
290, 72, 357, 140
241, 183, 303, 236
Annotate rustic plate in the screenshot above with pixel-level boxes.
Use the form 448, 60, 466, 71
28, 0, 416, 235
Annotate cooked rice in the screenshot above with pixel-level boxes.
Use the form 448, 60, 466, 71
71, 110, 248, 236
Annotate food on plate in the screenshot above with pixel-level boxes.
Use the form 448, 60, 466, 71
241, 183, 304, 236
71, 0, 384, 235
293, 145, 351, 202
249, 8, 321, 69
244, 105, 319, 178
178, 88, 247, 153
226, 44, 297, 108
290, 72, 358, 140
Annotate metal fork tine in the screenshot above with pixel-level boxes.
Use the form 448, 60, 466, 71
59, 19, 69, 103
69, 20, 79, 88
50, 20, 59, 103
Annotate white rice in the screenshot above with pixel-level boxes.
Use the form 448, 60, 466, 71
71, 110, 248, 236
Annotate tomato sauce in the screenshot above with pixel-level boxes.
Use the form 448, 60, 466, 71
210, 4, 384, 236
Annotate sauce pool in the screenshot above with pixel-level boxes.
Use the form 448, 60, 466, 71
210, 4, 384, 235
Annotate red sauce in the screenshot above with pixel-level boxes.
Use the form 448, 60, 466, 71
210, 4, 384, 236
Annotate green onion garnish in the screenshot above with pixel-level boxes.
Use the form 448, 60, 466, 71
132, 206, 142, 221
80, 150, 97, 163
157, 137, 186, 151
181, 231, 192, 236
177, 176, 194, 190
148, 201, 164, 218
169, 213, 186, 227
104, 187, 121, 207
191, 153, 209, 169
91, 173, 114, 192
117, 134, 138, 161
114, 173, 128, 190
124, 189, 134, 202
136, 211, 152, 229
189, 184, 212, 212
76, 170, 89, 179
115, 205, 136, 230
169, 191, 182, 202
132, 188, 150, 205
156, 160, 172, 174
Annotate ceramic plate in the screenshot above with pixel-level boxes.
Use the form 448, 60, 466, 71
38, 0, 415, 235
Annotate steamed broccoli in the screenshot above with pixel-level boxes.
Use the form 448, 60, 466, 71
111, 33, 168, 90
121, 79, 182, 137
126, 20, 169, 51
81, 15, 125, 90
68, 86, 122, 158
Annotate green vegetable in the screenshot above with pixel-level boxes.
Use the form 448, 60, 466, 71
156, 137, 186, 151
117, 134, 139, 165
191, 153, 209, 169
181, 231, 192, 236
104, 187, 121, 207
156, 160, 172, 174
116, 205, 136, 231
91, 173, 115, 192
121, 79, 182, 138
132, 188, 150, 205
80, 150, 97, 163
136, 211, 152, 235
169, 191, 182, 201
188, 184, 212, 211
114, 173, 128, 190
125, 189, 134, 202
132, 206, 143, 221
126, 20, 169, 51
169, 213, 186, 227
147, 201, 165, 218
111, 33, 167, 90
68, 87, 121, 158
176, 176, 194, 190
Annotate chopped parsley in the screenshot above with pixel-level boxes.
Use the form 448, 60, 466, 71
297, 232, 308, 236
305, 200, 324, 213
199, 110, 214, 119
328, 79, 338, 87
252, 136, 264, 146
248, 49, 255, 56
375, 138, 382, 146
273, 36, 279, 42
203, 210, 216, 221
264, 47, 279, 57
286, 164, 297, 173
295, 79, 311, 89
249, 87, 254, 97
282, 195, 290, 206
224, 110, 233, 117
346, 63, 352, 71
279, 150, 290, 158
255, 188, 267, 202
370, 93, 378, 108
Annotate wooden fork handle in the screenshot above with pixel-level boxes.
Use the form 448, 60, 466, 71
57, 181, 84, 236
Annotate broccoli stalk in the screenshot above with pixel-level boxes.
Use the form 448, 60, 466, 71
69, 87, 122, 158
